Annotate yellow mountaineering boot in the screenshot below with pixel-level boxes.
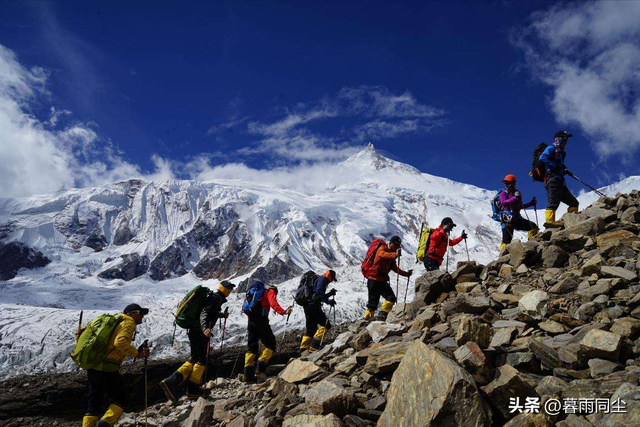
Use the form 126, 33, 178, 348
527, 228, 539, 240
567, 206, 579, 213
257, 348, 273, 375
544, 209, 563, 228
186, 363, 205, 399
364, 309, 375, 320
376, 300, 394, 321
300, 335, 312, 351
160, 361, 192, 403
499, 243, 507, 252
82, 415, 99, 427
310, 326, 327, 352
243, 352, 257, 384
96, 404, 123, 427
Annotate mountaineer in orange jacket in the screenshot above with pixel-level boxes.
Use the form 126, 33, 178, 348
424, 217, 467, 272
364, 235, 412, 321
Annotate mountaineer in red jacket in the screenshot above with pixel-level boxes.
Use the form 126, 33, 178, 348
424, 217, 467, 272
363, 235, 413, 321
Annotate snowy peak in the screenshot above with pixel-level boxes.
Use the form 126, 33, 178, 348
342, 143, 421, 175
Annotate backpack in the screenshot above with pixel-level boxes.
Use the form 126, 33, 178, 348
70, 313, 123, 370
174, 285, 212, 329
530, 143, 548, 182
294, 271, 319, 306
242, 280, 266, 315
490, 190, 504, 222
416, 225, 434, 262
361, 238, 385, 278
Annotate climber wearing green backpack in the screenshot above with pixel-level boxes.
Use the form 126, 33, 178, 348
160, 280, 235, 402
75, 304, 150, 427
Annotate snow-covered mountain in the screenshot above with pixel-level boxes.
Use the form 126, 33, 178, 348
0, 144, 635, 378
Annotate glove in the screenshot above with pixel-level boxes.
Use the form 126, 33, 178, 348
327, 289, 337, 297
531, 197, 537, 207
407, 269, 413, 277
396, 248, 402, 257
285, 307, 293, 315
461, 231, 468, 240
203, 328, 212, 338
137, 348, 150, 358
222, 307, 229, 319
327, 299, 336, 307
514, 191, 521, 198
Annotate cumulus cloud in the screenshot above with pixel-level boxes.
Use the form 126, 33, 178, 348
513, 1, 640, 159
235, 85, 446, 163
0, 44, 174, 198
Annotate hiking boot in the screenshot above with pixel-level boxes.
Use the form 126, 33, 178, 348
96, 421, 110, 427
243, 366, 256, 384
256, 361, 268, 375
186, 381, 203, 399
160, 372, 183, 403
256, 372, 268, 383
543, 220, 564, 229
376, 312, 389, 322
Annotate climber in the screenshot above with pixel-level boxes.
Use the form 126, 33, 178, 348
539, 130, 579, 225
299, 270, 337, 353
363, 236, 412, 321
498, 174, 538, 251
423, 218, 467, 272
242, 281, 292, 384
82, 304, 150, 427
160, 281, 234, 402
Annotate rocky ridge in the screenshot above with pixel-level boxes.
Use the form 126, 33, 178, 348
108, 191, 640, 426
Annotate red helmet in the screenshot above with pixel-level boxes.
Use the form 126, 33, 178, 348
503, 174, 517, 183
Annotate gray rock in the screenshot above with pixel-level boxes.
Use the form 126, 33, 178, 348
455, 316, 492, 348
610, 317, 640, 340
482, 364, 538, 421
542, 245, 569, 268
379, 341, 492, 427
490, 327, 517, 348
283, 414, 345, 427
279, 359, 326, 383
454, 342, 493, 385
366, 322, 403, 343
601, 266, 637, 282
580, 329, 622, 362
518, 290, 549, 320
588, 358, 619, 378
182, 397, 215, 427
305, 380, 358, 418
535, 376, 568, 397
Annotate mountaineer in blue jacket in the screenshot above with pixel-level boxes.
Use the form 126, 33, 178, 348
539, 130, 579, 224
299, 270, 337, 353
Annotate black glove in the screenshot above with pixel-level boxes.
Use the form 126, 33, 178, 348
461, 231, 468, 240
327, 289, 337, 297
407, 269, 413, 277
531, 197, 537, 207
327, 299, 336, 307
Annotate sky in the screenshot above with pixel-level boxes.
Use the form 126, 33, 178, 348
1, 0, 639, 201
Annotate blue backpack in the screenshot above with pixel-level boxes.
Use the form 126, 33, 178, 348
242, 280, 266, 315
490, 190, 504, 222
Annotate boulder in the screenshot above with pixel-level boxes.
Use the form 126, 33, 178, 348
454, 342, 492, 384
535, 376, 568, 397
282, 414, 345, 427
596, 229, 637, 250
542, 245, 569, 268
518, 290, 549, 320
455, 294, 493, 315
588, 358, 619, 379
455, 316, 492, 348
279, 359, 325, 383
507, 240, 542, 269
549, 275, 581, 294
363, 341, 411, 375
553, 217, 606, 240
482, 365, 539, 421
581, 253, 604, 276
349, 328, 372, 351
611, 317, 640, 340
366, 322, 403, 343
600, 266, 637, 282
413, 270, 455, 307
304, 380, 358, 418
579, 329, 622, 362
596, 382, 640, 427
490, 327, 517, 348
503, 413, 554, 427
621, 206, 640, 223
379, 341, 492, 427
182, 397, 215, 427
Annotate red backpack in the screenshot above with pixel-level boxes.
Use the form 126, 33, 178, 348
361, 238, 385, 278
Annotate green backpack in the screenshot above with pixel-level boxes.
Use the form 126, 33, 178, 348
70, 313, 122, 370
174, 285, 212, 329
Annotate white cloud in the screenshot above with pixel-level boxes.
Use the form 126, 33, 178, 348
241, 85, 446, 162
514, 1, 640, 159
0, 44, 174, 198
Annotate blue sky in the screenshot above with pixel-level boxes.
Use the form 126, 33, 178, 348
1, 1, 639, 200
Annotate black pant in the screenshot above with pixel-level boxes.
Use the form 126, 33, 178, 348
545, 176, 578, 211
303, 304, 331, 337
87, 369, 128, 415
247, 315, 276, 355
424, 257, 440, 271
188, 327, 209, 365
366, 279, 397, 311
502, 215, 538, 244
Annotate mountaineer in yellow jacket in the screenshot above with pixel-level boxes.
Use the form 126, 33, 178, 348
82, 304, 150, 427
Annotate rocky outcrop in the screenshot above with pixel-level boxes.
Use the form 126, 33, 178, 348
98, 253, 149, 281
0, 241, 50, 280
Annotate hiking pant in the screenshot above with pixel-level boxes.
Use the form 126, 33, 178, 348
188, 327, 210, 365
502, 215, 538, 245
246, 315, 276, 354
366, 279, 397, 311
86, 369, 128, 416
424, 257, 440, 272
545, 176, 579, 211
304, 305, 331, 337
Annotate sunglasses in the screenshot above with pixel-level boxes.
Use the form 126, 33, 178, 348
129, 310, 146, 316
555, 136, 568, 143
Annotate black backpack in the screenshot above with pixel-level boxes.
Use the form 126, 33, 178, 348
294, 271, 318, 306
530, 143, 548, 182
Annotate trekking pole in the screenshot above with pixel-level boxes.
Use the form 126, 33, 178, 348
204, 322, 213, 385
396, 253, 401, 297
534, 207, 539, 228
463, 232, 470, 262
220, 307, 229, 351
402, 275, 411, 306
230, 330, 248, 379
567, 172, 606, 197
136, 340, 150, 427
332, 303, 337, 339
171, 300, 179, 346
319, 299, 335, 348
75, 310, 83, 342
445, 234, 450, 272
279, 309, 292, 355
